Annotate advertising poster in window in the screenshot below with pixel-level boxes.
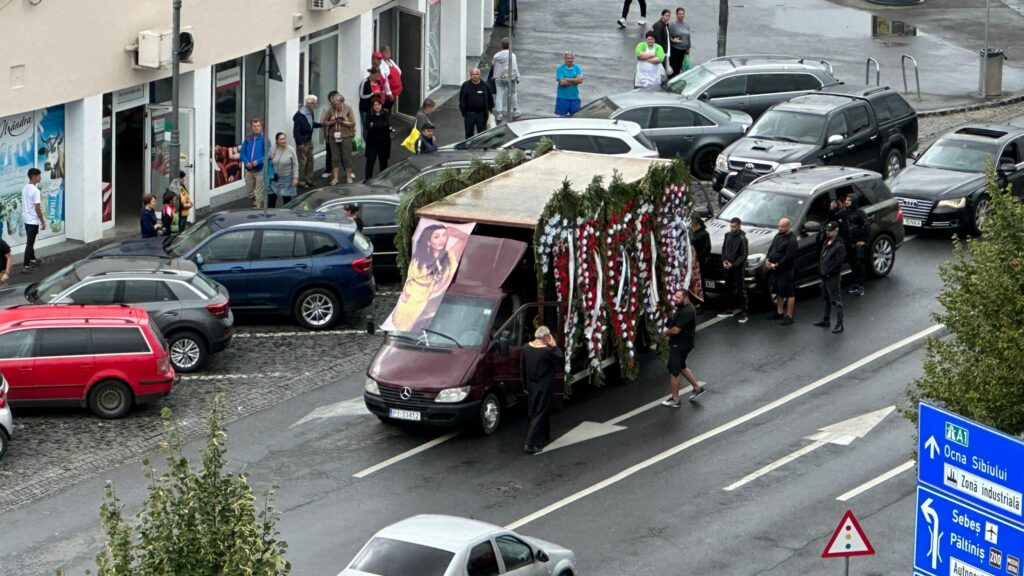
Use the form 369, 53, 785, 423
0, 105, 66, 248
213, 65, 242, 188
381, 218, 475, 333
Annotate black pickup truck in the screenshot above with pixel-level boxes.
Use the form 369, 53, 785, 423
712, 85, 918, 203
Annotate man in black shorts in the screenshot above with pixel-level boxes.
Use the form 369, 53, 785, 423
662, 289, 706, 408
765, 217, 799, 325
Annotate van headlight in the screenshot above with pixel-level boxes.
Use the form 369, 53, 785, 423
774, 162, 802, 172
937, 197, 967, 209
364, 377, 380, 395
715, 154, 728, 172
745, 253, 766, 270
435, 385, 471, 403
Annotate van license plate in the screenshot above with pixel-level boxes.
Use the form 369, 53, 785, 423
903, 218, 923, 228
704, 280, 715, 289
389, 409, 421, 422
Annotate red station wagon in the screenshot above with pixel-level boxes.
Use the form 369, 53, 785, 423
0, 305, 175, 418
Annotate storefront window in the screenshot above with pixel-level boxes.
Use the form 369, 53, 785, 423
244, 52, 268, 126
212, 59, 243, 188
308, 32, 338, 155
427, 0, 441, 90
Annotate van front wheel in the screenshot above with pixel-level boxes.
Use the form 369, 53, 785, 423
478, 392, 502, 435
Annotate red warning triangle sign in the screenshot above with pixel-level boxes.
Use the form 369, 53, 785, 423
822, 510, 875, 558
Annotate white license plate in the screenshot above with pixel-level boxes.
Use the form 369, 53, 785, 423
903, 218, 923, 227
704, 280, 716, 289
389, 408, 421, 421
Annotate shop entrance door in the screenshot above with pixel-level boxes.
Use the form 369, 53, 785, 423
397, 9, 423, 116
114, 107, 145, 227
145, 105, 194, 199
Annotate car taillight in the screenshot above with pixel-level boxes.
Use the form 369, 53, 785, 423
897, 205, 904, 223
351, 257, 373, 274
157, 356, 171, 374
206, 301, 230, 319
0, 381, 7, 408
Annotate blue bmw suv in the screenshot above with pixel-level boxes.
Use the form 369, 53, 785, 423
91, 210, 375, 329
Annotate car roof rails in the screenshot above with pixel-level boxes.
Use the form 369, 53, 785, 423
707, 54, 821, 69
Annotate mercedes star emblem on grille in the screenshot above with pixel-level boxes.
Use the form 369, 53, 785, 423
400, 387, 413, 400
744, 163, 755, 171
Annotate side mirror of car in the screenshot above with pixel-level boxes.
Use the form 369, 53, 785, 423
803, 221, 821, 235
193, 253, 205, 266
826, 134, 843, 146
498, 330, 511, 357
698, 92, 712, 101
536, 549, 550, 563
999, 162, 1018, 174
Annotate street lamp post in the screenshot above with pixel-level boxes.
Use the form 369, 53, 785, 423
168, 0, 182, 200
982, 0, 991, 97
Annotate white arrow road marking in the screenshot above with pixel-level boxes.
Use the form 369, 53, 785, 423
836, 459, 915, 501
504, 324, 942, 531
724, 406, 895, 491
539, 316, 729, 454
291, 397, 369, 428
925, 435, 940, 459
921, 497, 943, 570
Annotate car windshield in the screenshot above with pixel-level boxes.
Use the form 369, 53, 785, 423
692, 101, 732, 124
574, 97, 619, 119
391, 294, 494, 348
666, 65, 717, 97
34, 263, 81, 303
916, 140, 999, 173
165, 216, 217, 257
456, 124, 516, 150
747, 110, 825, 145
719, 188, 806, 229
349, 537, 454, 576
368, 160, 421, 190
283, 190, 328, 211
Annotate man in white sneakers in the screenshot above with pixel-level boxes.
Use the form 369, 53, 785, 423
662, 288, 706, 407
21, 168, 45, 272
618, 0, 647, 28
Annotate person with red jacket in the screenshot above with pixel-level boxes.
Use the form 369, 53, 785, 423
379, 46, 403, 111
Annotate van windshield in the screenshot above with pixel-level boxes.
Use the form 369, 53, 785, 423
392, 294, 494, 348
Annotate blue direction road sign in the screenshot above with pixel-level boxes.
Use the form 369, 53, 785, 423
914, 485, 1024, 576
918, 403, 1024, 525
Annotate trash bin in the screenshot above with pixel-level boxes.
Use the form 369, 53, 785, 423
979, 48, 1006, 97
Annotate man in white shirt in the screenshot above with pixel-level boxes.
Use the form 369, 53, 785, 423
21, 168, 45, 272
490, 37, 520, 123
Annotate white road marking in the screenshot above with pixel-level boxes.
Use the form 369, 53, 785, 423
234, 329, 373, 338
836, 459, 916, 502
291, 397, 369, 428
904, 233, 919, 243
504, 324, 943, 531
180, 371, 308, 381
353, 432, 460, 479
726, 440, 829, 491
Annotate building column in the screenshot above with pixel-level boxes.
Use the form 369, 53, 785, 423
64, 96, 103, 244
466, 0, 485, 58
441, 0, 469, 85
270, 39, 301, 144
183, 66, 212, 210
340, 13, 373, 131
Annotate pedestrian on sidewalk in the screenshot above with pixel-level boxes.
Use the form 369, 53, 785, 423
618, 0, 647, 28
521, 325, 564, 453
652, 9, 672, 75
459, 68, 495, 138
0, 238, 11, 285
555, 52, 584, 117
364, 98, 392, 180
634, 31, 666, 89
21, 168, 44, 272
140, 194, 162, 238
293, 95, 321, 188
416, 122, 438, 154
416, 98, 436, 131
177, 171, 192, 231
322, 90, 340, 181
240, 118, 266, 209
371, 52, 395, 111
765, 217, 799, 325
380, 46, 403, 112
662, 289, 706, 408
668, 7, 691, 78
360, 67, 388, 139
491, 37, 521, 123
815, 221, 846, 333
161, 191, 175, 236
325, 96, 357, 185
718, 217, 749, 323
269, 132, 299, 208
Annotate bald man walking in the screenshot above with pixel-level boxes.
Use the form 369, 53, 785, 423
459, 68, 494, 138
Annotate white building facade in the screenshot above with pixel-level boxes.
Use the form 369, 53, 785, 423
0, 0, 490, 253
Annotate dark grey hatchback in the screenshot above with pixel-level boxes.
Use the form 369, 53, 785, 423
0, 257, 233, 372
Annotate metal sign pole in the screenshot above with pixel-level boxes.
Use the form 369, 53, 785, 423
168, 0, 182, 201
845, 557, 850, 576
264, 44, 272, 217
982, 0, 990, 97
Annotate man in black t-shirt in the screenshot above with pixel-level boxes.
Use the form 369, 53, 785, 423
0, 239, 11, 285
662, 289, 706, 408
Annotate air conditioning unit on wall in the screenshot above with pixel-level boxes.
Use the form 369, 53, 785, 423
309, 0, 348, 11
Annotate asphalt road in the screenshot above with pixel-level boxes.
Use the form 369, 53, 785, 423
0, 230, 955, 576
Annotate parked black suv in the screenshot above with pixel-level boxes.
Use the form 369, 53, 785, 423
702, 166, 905, 297
888, 124, 1024, 236
714, 85, 918, 202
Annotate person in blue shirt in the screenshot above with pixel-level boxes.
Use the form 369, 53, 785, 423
140, 194, 162, 238
239, 118, 266, 209
555, 52, 584, 117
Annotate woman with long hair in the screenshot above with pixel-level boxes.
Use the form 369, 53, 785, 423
364, 97, 392, 181
391, 224, 469, 331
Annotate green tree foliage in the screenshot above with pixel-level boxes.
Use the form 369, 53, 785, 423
71, 397, 290, 576
907, 165, 1024, 434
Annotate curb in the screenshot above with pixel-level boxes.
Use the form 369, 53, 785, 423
918, 93, 1024, 117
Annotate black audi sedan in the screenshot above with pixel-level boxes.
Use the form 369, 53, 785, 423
888, 124, 1024, 236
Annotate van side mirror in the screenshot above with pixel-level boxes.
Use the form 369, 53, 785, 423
498, 330, 511, 357
803, 221, 821, 235
536, 549, 550, 563
698, 92, 710, 101
827, 134, 843, 146
999, 162, 1018, 174
193, 253, 205, 266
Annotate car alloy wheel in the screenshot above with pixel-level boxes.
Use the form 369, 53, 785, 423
885, 149, 903, 180
479, 392, 501, 435
871, 236, 895, 277
169, 335, 203, 371
299, 291, 337, 329
973, 197, 992, 235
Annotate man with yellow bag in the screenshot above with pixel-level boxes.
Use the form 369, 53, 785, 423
401, 124, 420, 153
